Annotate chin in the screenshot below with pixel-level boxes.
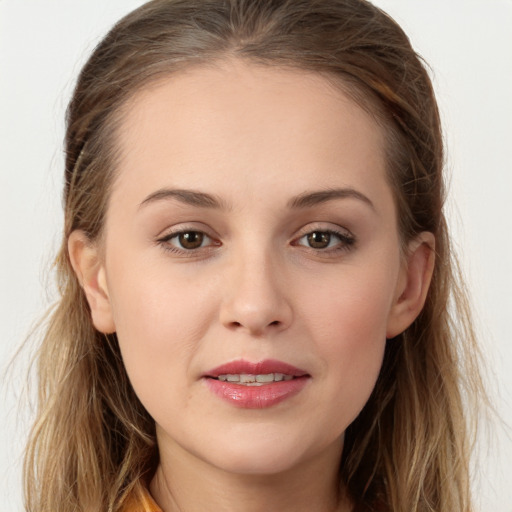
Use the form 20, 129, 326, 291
213, 448, 304, 476
198, 425, 326, 476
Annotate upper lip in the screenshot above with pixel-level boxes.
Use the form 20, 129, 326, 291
204, 359, 309, 378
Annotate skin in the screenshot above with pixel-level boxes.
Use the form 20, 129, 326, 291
69, 60, 434, 512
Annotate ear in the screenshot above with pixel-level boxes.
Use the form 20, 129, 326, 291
386, 232, 435, 339
68, 230, 116, 334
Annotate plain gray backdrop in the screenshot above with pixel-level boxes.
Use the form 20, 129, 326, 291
1, 1, 511, 510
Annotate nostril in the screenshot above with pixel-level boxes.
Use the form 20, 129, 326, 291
227, 319, 281, 332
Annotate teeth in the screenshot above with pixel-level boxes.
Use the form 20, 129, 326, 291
256, 374, 274, 383
216, 373, 294, 384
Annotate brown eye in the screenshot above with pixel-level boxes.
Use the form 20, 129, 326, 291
177, 231, 205, 249
307, 231, 332, 249
294, 228, 355, 253
157, 229, 219, 254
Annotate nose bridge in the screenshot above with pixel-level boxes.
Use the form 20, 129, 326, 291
220, 239, 292, 335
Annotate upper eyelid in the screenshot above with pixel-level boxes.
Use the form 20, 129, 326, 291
156, 224, 217, 239
154, 222, 354, 242
161, 230, 212, 241
297, 228, 352, 238
156, 222, 352, 234
293, 229, 354, 245
159, 230, 218, 247
292, 222, 354, 238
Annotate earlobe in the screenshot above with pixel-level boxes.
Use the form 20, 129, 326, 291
68, 230, 116, 334
386, 232, 435, 339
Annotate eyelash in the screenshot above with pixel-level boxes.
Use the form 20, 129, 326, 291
156, 227, 356, 256
156, 228, 219, 256
292, 228, 356, 254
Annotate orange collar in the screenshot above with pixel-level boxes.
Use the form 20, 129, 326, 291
120, 485, 162, 512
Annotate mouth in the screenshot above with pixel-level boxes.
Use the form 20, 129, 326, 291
215, 373, 295, 386
203, 359, 310, 408
204, 358, 309, 382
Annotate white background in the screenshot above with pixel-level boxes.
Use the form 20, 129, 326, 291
1, 1, 511, 510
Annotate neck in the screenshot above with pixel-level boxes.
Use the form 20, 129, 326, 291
149, 435, 350, 512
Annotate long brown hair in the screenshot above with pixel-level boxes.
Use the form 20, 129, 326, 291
24, 1, 485, 510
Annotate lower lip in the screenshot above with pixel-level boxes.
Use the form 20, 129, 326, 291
204, 377, 309, 409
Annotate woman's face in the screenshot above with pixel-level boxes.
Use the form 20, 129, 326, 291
84, 61, 413, 475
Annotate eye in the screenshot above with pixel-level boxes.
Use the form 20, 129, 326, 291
303, 231, 335, 249
173, 231, 207, 250
158, 229, 217, 251
294, 229, 355, 251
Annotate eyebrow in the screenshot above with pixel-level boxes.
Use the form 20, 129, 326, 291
139, 186, 375, 211
287, 188, 375, 211
139, 188, 226, 210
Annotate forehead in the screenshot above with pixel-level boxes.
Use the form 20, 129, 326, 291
111, 60, 390, 210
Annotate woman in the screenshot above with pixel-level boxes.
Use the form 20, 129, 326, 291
23, 1, 485, 511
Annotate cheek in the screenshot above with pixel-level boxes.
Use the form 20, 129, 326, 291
302, 262, 396, 350
105, 256, 218, 397
311, 290, 388, 384
297, 263, 397, 417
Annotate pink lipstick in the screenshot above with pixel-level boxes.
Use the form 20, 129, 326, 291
203, 359, 310, 409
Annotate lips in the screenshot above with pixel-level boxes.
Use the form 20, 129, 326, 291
203, 359, 310, 409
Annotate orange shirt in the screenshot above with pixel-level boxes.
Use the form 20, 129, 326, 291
119, 484, 382, 511
120, 486, 162, 512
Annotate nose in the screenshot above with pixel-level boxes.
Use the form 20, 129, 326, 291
219, 248, 293, 337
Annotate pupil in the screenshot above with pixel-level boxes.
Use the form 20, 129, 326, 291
179, 232, 204, 249
308, 231, 330, 249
